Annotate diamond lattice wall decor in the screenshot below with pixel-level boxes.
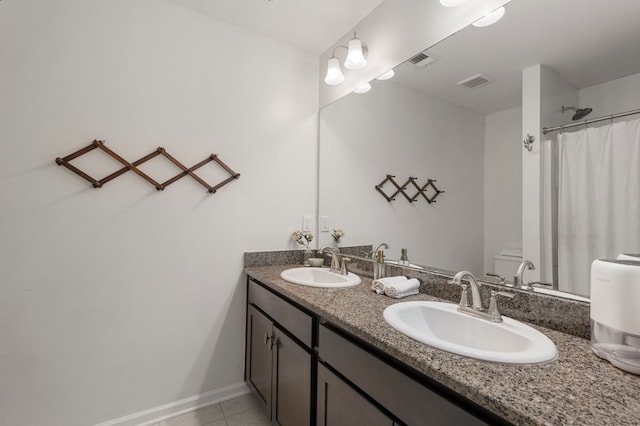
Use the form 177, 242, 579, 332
55, 140, 240, 194
375, 174, 444, 204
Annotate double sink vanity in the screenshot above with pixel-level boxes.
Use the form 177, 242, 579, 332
244, 249, 640, 425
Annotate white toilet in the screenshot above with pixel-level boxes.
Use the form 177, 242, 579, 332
493, 249, 523, 280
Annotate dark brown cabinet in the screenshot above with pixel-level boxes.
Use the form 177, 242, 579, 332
246, 305, 274, 413
245, 275, 507, 426
271, 328, 312, 425
245, 279, 314, 425
318, 324, 495, 426
317, 363, 394, 426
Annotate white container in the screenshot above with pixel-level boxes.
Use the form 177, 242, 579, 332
591, 259, 640, 375
493, 248, 522, 279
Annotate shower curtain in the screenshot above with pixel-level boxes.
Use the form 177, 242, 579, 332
557, 117, 640, 295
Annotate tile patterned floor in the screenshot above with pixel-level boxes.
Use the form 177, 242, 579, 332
148, 393, 271, 426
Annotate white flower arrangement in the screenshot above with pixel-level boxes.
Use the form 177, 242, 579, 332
291, 230, 313, 249
331, 229, 345, 243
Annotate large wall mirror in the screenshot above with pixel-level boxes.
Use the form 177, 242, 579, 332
318, 0, 640, 300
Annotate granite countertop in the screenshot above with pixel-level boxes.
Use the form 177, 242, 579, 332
245, 264, 640, 426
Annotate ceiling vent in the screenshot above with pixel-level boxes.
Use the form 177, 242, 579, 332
408, 51, 438, 68
456, 73, 493, 89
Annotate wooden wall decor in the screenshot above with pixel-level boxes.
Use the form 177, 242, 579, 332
375, 174, 445, 204
55, 140, 240, 193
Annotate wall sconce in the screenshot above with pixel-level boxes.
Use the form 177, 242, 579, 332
324, 32, 368, 85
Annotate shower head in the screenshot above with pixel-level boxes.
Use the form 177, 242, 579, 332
562, 105, 593, 121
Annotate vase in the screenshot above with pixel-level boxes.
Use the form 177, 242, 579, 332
332, 240, 340, 253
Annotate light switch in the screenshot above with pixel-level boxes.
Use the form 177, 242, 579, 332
302, 215, 312, 231
320, 216, 330, 232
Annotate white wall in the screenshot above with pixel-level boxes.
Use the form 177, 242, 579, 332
579, 72, 640, 117
521, 64, 578, 283
0, 1, 318, 425
319, 81, 485, 274
483, 106, 522, 274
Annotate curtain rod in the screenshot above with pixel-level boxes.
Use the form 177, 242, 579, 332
542, 108, 640, 135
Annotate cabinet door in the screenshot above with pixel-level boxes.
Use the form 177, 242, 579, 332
317, 363, 394, 426
246, 305, 273, 417
273, 328, 312, 426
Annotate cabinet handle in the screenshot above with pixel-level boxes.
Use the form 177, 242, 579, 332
264, 333, 271, 347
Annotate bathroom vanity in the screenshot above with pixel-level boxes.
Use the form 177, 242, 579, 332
245, 276, 498, 425
244, 260, 640, 425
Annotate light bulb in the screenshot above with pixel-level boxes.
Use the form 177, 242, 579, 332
353, 83, 371, 94
324, 57, 345, 85
376, 69, 395, 81
440, 0, 468, 7
472, 7, 505, 27
344, 37, 367, 70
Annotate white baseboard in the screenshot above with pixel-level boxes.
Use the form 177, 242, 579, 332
93, 382, 250, 426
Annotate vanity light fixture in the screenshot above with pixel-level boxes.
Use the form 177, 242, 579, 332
324, 57, 345, 85
439, 0, 468, 7
344, 33, 367, 70
323, 32, 368, 85
472, 6, 505, 27
376, 69, 395, 80
353, 82, 372, 94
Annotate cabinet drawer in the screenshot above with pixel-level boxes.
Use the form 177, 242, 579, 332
248, 279, 313, 348
319, 324, 489, 426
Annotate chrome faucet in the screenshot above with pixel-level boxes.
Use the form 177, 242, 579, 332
321, 247, 351, 276
513, 260, 535, 289
450, 270, 514, 322
321, 246, 341, 272
450, 271, 484, 310
371, 242, 389, 259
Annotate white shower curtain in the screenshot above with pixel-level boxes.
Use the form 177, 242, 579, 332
557, 117, 640, 295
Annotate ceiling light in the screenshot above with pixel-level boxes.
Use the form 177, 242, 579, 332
439, 0, 468, 7
472, 7, 505, 27
376, 69, 395, 80
324, 57, 345, 85
353, 83, 371, 94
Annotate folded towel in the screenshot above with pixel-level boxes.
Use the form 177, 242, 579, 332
372, 276, 407, 294
386, 288, 419, 299
384, 278, 420, 297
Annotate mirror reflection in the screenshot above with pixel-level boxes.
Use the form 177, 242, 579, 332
318, 0, 640, 299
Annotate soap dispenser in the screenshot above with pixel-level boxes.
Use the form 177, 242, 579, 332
374, 250, 386, 280
399, 248, 410, 266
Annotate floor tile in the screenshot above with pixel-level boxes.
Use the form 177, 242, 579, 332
157, 404, 225, 426
225, 408, 271, 426
202, 419, 228, 426
220, 393, 264, 417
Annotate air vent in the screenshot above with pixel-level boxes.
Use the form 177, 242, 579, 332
456, 73, 493, 89
408, 51, 437, 68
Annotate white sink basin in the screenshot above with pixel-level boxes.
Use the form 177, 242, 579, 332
383, 301, 558, 364
280, 267, 361, 288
